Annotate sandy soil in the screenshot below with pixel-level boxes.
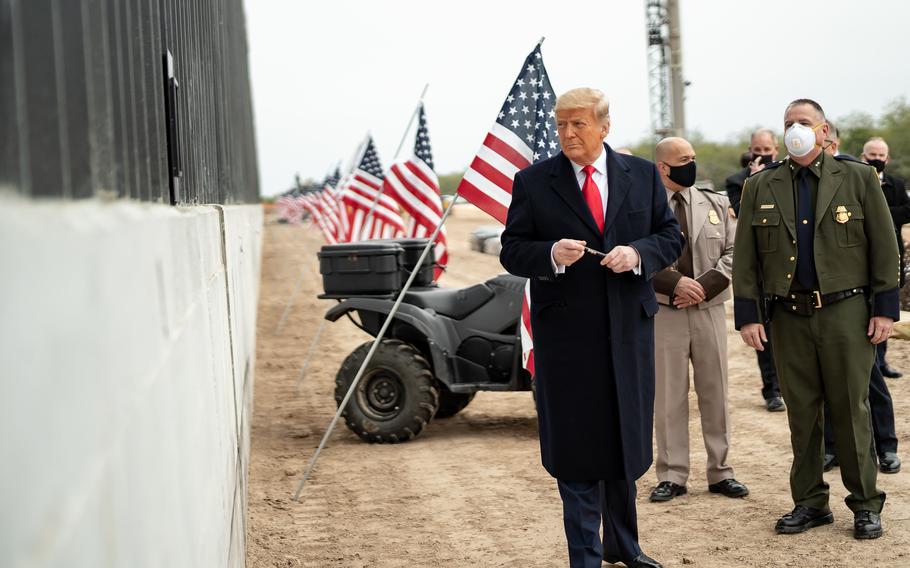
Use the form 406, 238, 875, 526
247, 205, 910, 568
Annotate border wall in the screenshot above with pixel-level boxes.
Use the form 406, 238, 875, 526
0, 1, 262, 566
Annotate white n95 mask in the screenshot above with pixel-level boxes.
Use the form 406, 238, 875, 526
784, 123, 820, 157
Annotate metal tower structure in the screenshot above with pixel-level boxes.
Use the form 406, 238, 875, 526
645, 0, 686, 140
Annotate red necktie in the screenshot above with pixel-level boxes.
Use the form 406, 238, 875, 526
582, 165, 604, 233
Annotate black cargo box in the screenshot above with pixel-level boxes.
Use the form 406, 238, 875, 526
373, 238, 436, 287
318, 242, 403, 296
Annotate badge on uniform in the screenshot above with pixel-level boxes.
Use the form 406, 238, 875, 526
708, 210, 720, 225
760, 204, 775, 209
835, 205, 849, 224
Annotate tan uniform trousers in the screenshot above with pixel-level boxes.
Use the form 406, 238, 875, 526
654, 302, 734, 486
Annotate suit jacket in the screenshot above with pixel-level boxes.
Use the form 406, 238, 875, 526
724, 167, 750, 216
733, 153, 900, 329
499, 144, 682, 481
653, 188, 736, 309
881, 172, 909, 286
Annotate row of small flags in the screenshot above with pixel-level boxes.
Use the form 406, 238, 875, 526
281, 42, 556, 375
276, 103, 448, 277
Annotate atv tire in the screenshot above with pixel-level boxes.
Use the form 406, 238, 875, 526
434, 388, 475, 419
335, 339, 439, 443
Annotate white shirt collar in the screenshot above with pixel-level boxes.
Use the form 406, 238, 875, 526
568, 145, 607, 177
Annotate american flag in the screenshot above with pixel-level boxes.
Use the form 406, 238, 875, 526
301, 193, 338, 244
456, 43, 559, 375
341, 136, 406, 240
383, 103, 448, 280
276, 189, 306, 224
457, 43, 558, 225
325, 165, 350, 241
317, 170, 347, 242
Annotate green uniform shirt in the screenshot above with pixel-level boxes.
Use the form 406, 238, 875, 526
788, 157, 820, 291
732, 151, 900, 328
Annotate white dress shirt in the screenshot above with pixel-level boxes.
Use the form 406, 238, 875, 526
550, 147, 641, 275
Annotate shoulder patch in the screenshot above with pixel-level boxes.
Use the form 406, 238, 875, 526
747, 160, 783, 177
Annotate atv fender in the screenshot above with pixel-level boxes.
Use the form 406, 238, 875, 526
325, 298, 460, 384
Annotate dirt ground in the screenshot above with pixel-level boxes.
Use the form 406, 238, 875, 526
247, 205, 910, 568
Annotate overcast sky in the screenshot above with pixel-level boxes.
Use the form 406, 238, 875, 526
244, 0, 910, 196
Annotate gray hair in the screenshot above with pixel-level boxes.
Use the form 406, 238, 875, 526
863, 136, 889, 155
750, 128, 778, 146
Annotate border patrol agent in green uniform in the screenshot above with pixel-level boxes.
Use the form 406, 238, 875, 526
733, 99, 899, 540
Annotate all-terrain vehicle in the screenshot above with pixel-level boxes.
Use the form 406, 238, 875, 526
317, 238, 531, 443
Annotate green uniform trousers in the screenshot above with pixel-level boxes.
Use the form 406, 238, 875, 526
770, 294, 885, 513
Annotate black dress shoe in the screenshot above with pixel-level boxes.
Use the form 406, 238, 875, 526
649, 481, 686, 502
765, 396, 785, 412
624, 552, 663, 568
775, 505, 833, 534
854, 510, 883, 539
823, 453, 839, 472
881, 364, 903, 378
879, 452, 901, 474
709, 478, 749, 498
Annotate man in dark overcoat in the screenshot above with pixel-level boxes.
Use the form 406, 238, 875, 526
500, 87, 682, 568
861, 136, 909, 379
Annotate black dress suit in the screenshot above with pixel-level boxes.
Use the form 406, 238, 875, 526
500, 144, 681, 566
725, 165, 781, 402
881, 172, 909, 286
724, 166, 750, 216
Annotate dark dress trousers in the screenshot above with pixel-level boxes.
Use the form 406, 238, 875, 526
726, 166, 781, 401
500, 144, 681, 565
876, 172, 909, 368
824, 171, 906, 458
825, 362, 898, 457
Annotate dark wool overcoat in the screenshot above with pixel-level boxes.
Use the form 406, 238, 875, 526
500, 144, 682, 481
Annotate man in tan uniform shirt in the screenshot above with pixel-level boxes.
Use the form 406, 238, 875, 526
649, 137, 749, 502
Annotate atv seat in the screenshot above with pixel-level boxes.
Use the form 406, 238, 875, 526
404, 284, 494, 320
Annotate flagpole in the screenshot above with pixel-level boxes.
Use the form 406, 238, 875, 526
294, 194, 459, 501
359, 83, 429, 240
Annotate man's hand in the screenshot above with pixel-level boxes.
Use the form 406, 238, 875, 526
553, 239, 587, 267
600, 245, 639, 273
868, 316, 894, 344
672, 277, 706, 308
749, 157, 767, 175
740, 323, 767, 351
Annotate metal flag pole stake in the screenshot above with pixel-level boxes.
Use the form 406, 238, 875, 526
274, 261, 311, 336
293, 316, 327, 394
360, 83, 429, 240
293, 194, 459, 501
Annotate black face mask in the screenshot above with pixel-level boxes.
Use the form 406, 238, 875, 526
668, 161, 697, 188
867, 158, 886, 174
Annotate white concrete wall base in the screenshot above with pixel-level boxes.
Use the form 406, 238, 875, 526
0, 195, 262, 568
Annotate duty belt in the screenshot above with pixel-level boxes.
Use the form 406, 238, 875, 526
773, 288, 865, 316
